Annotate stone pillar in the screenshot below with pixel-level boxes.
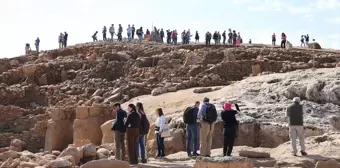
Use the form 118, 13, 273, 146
22, 65, 37, 84
251, 64, 261, 75
73, 106, 105, 146
101, 120, 114, 144
44, 108, 73, 152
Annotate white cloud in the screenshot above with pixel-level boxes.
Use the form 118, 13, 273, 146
287, 6, 312, 14
315, 0, 340, 9
325, 17, 340, 23
247, 6, 266, 11
328, 33, 340, 39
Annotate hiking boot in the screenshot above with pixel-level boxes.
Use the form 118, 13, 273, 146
193, 153, 200, 157
301, 151, 308, 156
141, 159, 147, 163
292, 153, 297, 156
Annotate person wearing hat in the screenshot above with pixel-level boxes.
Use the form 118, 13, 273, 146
197, 97, 217, 157
221, 102, 239, 156
286, 97, 308, 156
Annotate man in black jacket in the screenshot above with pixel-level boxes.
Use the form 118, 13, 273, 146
112, 103, 127, 160
183, 101, 200, 157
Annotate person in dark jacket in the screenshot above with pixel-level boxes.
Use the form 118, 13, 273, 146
213, 31, 218, 44
125, 104, 141, 164
132, 25, 136, 39
112, 103, 127, 160
63, 32, 68, 47
136, 102, 149, 163
221, 102, 239, 156
183, 101, 200, 157
195, 31, 199, 43
160, 28, 164, 43
232, 30, 237, 45
222, 31, 226, 44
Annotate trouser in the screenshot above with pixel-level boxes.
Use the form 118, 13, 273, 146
126, 128, 139, 164
132, 32, 135, 39
306, 41, 309, 45
110, 33, 114, 41
228, 38, 232, 44
233, 39, 236, 45
137, 35, 143, 43
93, 37, 97, 42
118, 33, 122, 42
36, 46, 39, 53
172, 38, 177, 45
195, 39, 199, 43
136, 135, 146, 161
289, 126, 306, 154
281, 40, 286, 48
59, 42, 63, 48
114, 131, 126, 160
127, 33, 132, 42
223, 127, 236, 156
160, 37, 164, 43
272, 40, 276, 46
167, 37, 171, 44
199, 122, 215, 156
155, 133, 165, 157
186, 124, 198, 155
223, 38, 226, 44
103, 33, 106, 41
63, 41, 67, 47
301, 41, 305, 47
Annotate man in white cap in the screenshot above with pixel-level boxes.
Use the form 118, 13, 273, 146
286, 97, 307, 156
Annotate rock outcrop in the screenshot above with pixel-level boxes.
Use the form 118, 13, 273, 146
194, 156, 254, 168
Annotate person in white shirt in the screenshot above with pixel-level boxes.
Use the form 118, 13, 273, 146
109, 24, 115, 42
154, 108, 166, 159
127, 25, 132, 42
58, 33, 64, 49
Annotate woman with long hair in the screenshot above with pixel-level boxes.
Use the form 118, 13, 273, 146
136, 102, 150, 163
125, 104, 141, 164
155, 108, 166, 159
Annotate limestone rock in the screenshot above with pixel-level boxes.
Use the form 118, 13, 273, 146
76, 106, 89, 120
193, 87, 213, 93
151, 87, 167, 96
82, 143, 97, 157
0, 158, 20, 168
308, 42, 322, 49
10, 139, 26, 152
46, 157, 73, 168
315, 159, 340, 168
18, 161, 39, 168
45, 119, 73, 152
239, 150, 270, 158
194, 156, 254, 168
329, 116, 340, 131
73, 117, 104, 145
0, 150, 20, 161
58, 147, 81, 165
80, 159, 129, 168
100, 120, 114, 144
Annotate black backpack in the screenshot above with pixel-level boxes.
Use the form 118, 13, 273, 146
203, 103, 217, 124
183, 106, 194, 124
140, 113, 150, 135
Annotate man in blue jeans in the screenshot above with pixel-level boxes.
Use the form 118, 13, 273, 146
183, 101, 200, 157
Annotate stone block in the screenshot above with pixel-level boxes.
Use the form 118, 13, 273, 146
315, 159, 340, 168
45, 119, 73, 152
100, 120, 114, 144
76, 106, 89, 119
194, 156, 254, 168
73, 117, 104, 146
89, 106, 102, 117
239, 150, 270, 158
252, 64, 261, 75
49, 108, 65, 121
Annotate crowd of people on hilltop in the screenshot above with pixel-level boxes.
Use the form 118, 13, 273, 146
25, 23, 316, 55
110, 96, 308, 165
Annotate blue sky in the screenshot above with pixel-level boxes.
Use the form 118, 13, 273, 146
1, 0, 340, 58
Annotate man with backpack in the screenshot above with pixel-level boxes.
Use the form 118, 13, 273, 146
183, 101, 200, 157
197, 97, 217, 157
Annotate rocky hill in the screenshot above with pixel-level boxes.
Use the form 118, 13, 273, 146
0, 42, 340, 168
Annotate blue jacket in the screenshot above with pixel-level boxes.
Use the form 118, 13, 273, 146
112, 109, 127, 133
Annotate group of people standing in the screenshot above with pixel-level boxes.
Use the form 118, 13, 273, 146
300, 34, 310, 47
272, 33, 287, 48
92, 24, 148, 44
204, 29, 243, 46
111, 102, 170, 165
58, 32, 69, 49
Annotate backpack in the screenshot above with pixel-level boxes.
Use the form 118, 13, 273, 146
140, 113, 150, 135
183, 106, 194, 124
203, 103, 218, 124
